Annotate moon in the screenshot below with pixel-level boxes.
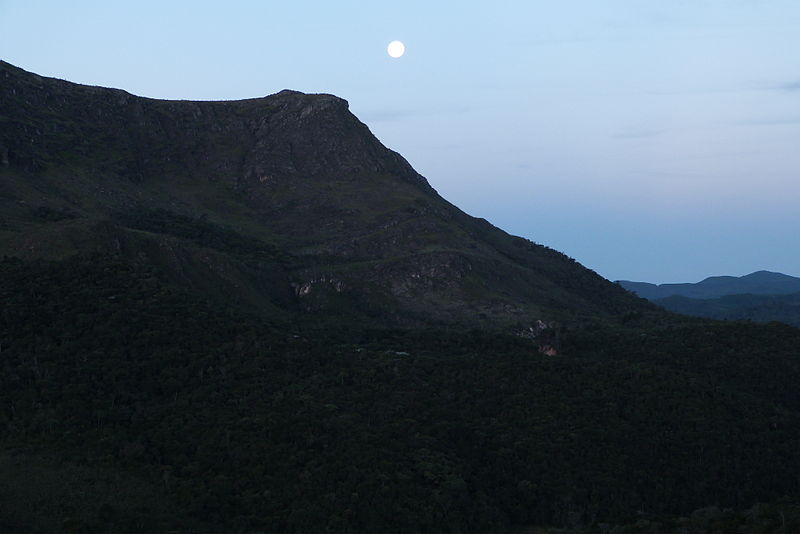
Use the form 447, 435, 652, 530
387, 40, 405, 58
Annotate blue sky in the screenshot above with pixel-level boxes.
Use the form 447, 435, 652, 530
2, 0, 799, 283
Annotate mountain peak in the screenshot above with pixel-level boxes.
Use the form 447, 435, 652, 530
268, 88, 350, 114
742, 270, 795, 281
271, 87, 347, 103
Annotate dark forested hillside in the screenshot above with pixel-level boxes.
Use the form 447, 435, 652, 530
2, 255, 800, 533
2, 61, 800, 533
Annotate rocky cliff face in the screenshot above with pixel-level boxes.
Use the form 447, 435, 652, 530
0, 60, 649, 326
241, 89, 429, 188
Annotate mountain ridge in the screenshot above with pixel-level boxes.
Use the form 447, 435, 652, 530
616, 270, 800, 300
0, 59, 647, 327
617, 270, 800, 326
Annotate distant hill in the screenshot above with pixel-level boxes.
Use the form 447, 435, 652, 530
617, 271, 800, 300
617, 272, 800, 326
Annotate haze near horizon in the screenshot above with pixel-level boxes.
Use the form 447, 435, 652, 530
2, 0, 798, 284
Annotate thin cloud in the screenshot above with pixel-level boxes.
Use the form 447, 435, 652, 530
779, 81, 800, 92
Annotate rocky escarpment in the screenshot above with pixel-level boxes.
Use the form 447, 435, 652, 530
241, 89, 430, 189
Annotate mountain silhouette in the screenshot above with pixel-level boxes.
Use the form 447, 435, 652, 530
617, 271, 800, 325
0, 59, 645, 327
617, 270, 800, 300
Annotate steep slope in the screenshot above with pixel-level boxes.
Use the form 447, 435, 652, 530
0, 60, 646, 326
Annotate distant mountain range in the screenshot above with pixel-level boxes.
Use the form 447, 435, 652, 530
617, 271, 800, 326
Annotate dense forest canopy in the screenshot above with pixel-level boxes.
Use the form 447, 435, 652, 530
2, 255, 800, 533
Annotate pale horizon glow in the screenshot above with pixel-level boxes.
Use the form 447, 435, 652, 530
1, 1, 799, 284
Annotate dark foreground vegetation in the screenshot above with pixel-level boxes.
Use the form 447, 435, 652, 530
2, 255, 800, 533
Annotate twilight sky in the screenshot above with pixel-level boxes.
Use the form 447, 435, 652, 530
2, 0, 799, 283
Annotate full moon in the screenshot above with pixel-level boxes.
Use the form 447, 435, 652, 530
387, 40, 405, 58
